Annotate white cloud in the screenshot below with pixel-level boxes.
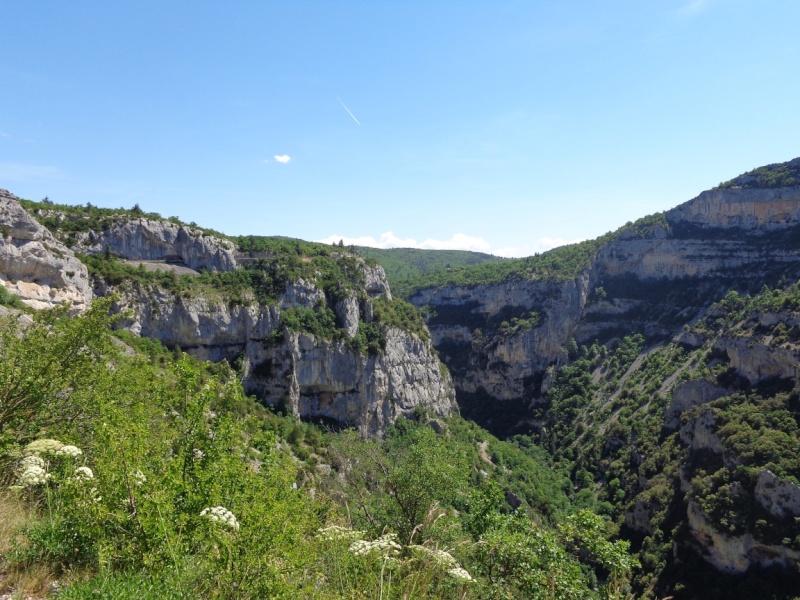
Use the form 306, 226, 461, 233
273, 154, 291, 164
316, 232, 587, 258
317, 231, 493, 253
485, 237, 585, 258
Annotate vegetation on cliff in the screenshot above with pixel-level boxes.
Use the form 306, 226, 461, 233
715, 157, 800, 190
351, 247, 506, 298
0, 301, 638, 598
528, 282, 800, 599
15, 201, 434, 350
380, 213, 670, 298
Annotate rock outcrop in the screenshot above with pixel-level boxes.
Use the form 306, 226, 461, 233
0, 191, 455, 435
99, 275, 455, 437
754, 470, 800, 520
71, 218, 237, 272
665, 379, 728, 430
245, 327, 455, 437
670, 186, 800, 229
411, 181, 800, 437
0, 190, 92, 311
687, 500, 800, 574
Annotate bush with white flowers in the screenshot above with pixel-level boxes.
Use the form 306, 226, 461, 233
348, 533, 401, 557
74, 466, 94, 481
200, 506, 240, 531
18, 465, 51, 486
56, 445, 83, 458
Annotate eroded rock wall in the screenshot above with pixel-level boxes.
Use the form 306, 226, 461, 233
71, 218, 237, 272
100, 276, 455, 436
0, 190, 92, 311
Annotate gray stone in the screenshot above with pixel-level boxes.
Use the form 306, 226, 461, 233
0, 190, 92, 311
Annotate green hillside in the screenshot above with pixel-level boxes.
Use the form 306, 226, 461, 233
351, 246, 506, 298
0, 301, 637, 598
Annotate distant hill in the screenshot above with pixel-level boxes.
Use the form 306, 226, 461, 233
350, 246, 506, 298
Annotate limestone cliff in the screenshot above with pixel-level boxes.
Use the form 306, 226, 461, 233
245, 327, 454, 438
95, 269, 455, 437
70, 218, 237, 272
0, 193, 455, 435
410, 180, 800, 436
0, 189, 92, 311
402, 163, 800, 591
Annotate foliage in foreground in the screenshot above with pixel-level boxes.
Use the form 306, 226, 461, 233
0, 301, 637, 598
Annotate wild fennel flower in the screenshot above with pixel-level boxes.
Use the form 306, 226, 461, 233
19, 465, 50, 486
56, 445, 83, 458
409, 545, 459, 569
74, 466, 94, 481
200, 506, 240, 531
348, 533, 401, 557
447, 567, 474, 582
20, 455, 46, 470
132, 469, 147, 486
24, 439, 64, 456
316, 525, 365, 542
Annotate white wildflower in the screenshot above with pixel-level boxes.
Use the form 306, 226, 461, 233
89, 487, 102, 503
19, 465, 50, 486
316, 525, 365, 542
348, 533, 401, 557
20, 455, 46, 470
56, 445, 83, 458
193, 449, 205, 459
409, 545, 459, 569
24, 439, 64, 456
74, 466, 94, 481
447, 567, 474, 582
132, 469, 147, 486
200, 506, 240, 531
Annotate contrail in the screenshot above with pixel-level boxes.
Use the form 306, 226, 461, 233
336, 96, 361, 126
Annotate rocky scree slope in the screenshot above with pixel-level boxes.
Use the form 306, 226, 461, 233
1, 196, 456, 436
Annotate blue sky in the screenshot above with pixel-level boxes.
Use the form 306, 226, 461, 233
1, 1, 799, 257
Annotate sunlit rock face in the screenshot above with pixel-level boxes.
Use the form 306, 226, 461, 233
245, 327, 456, 438
410, 183, 800, 437
99, 270, 455, 438
0, 190, 92, 311
687, 500, 800, 574
71, 218, 238, 272
0, 192, 454, 436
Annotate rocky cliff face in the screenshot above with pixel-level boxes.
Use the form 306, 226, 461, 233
0, 189, 92, 311
0, 192, 455, 435
410, 183, 800, 436
70, 218, 237, 272
404, 171, 800, 591
410, 277, 588, 430
96, 269, 455, 437
245, 327, 454, 438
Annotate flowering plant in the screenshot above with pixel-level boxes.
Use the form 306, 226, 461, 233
200, 506, 240, 531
